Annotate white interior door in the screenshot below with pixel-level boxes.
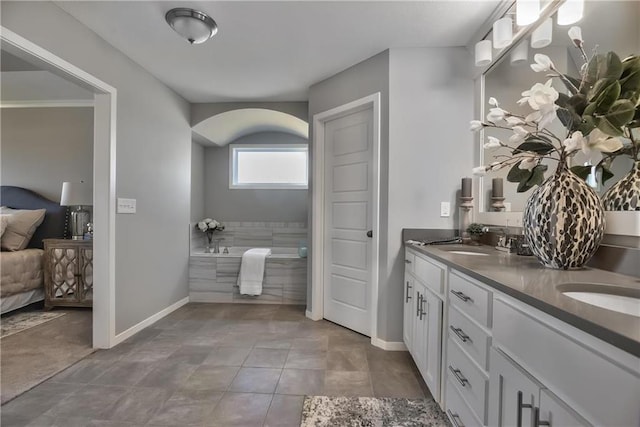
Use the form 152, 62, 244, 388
323, 107, 373, 336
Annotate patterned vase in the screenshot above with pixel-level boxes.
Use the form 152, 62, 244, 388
523, 160, 605, 270
601, 161, 640, 211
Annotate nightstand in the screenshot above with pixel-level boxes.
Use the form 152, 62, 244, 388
43, 239, 93, 309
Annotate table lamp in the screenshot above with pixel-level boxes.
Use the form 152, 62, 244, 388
60, 181, 92, 240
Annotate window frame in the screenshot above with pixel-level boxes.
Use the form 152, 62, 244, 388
228, 143, 309, 190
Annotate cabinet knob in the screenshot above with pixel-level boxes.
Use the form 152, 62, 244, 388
450, 325, 471, 343
451, 289, 473, 302
416, 292, 422, 317
447, 410, 465, 427
448, 365, 469, 387
534, 407, 551, 427
404, 259, 412, 264
405, 281, 412, 302
517, 391, 534, 427
419, 297, 426, 320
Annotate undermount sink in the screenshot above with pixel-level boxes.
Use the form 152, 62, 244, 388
445, 250, 490, 257
557, 283, 640, 318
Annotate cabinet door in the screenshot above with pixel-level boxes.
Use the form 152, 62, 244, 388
422, 287, 443, 401
488, 348, 541, 427
403, 272, 415, 352
538, 389, 591, 427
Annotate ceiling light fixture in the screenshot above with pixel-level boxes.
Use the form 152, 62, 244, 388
165, 8, 218, 45
493, 17, 513, 49
531, 17, 552, 48
475, 40, 493, 67
557, 0, 584, 25
516, 0, 540, 26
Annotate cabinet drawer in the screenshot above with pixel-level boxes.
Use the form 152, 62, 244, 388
493, 297, 640, 427
446, 380, 482, 427
449, 271, 491, 327
414, 255, 444, 295
404, 250, 415, 274
448, 305, 491, 370
447, 339, 488, 423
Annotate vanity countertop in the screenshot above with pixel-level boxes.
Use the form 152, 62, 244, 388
406, 243, 640, 357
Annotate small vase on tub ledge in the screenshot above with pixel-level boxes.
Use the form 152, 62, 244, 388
196, 218, 225, 253
470, 27, 639, 269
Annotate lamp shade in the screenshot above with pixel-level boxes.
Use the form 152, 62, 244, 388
475, 40, 493, 66
557, 0, 584, 25
531, 17, 552, 48
60, 181, 92, 206
493, 17, 513, 49
510, 41, 529, 65
516, 0, 540, 26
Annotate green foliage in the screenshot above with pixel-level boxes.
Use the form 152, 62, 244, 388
507, 162, 548, 193
467, 223, 485, 236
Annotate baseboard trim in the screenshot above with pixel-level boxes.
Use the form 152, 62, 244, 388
112, 296, 189, 346
305, 309, 322, 321
371, 337, 407, 351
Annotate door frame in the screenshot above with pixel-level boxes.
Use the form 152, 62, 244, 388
310, 92, 381, 343
1, 27, 118, 348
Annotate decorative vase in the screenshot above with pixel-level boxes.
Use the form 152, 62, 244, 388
523, 160, 605, 270
205, 230, 214, 253
601, 160, 640, 211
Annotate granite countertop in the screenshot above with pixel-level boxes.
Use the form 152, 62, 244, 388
406, 243, 640, 357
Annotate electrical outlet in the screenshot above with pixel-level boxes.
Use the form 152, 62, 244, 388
440, 202, 451, 217
117, 198, 136, 214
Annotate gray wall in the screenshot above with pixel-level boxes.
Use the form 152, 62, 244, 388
307, 48, 475, 342
1, 107, 93, 202
191, 102, 308, 127
308, 50, 391, 338
203, 131, 308, 222
1, 2, 192, 334
191, 142, 205, 222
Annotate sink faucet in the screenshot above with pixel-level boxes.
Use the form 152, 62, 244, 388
482, 225, 514, 252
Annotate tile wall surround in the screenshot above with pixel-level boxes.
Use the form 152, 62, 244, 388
189, 221, 308, 305
190, 221, 308, 252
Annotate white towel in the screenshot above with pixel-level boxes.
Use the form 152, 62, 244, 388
238, 248, 272, 296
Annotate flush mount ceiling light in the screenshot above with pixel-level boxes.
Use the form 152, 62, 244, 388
165, 8, 218, 45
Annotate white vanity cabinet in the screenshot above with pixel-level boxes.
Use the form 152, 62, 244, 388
404, 248, 444, 403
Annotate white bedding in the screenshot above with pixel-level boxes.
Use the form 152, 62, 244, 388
0, 249, 44, 298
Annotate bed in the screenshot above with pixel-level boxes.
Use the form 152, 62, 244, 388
1, 186, 66, 314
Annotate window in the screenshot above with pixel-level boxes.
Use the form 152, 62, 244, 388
229, 144, 308, 189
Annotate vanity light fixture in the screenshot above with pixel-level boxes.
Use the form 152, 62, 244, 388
510, 41, 529, 65
493, 17, 514, 49
475, 40, 493, 66
530, 17, 552, 48
165, 8, 218, 45
516, 0, 540, 26
557, 0, 584, 25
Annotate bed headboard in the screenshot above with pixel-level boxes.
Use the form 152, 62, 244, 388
0, 186, 66, 249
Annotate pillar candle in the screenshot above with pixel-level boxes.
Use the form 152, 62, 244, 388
461, 177, 472, 198
492, 178, 504, 198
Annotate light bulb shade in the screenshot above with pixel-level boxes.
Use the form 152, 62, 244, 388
531, 17, 552, 49
493, 17, 513, 49
516, 0, 540, 26
60, 181, 92, 206
510, 42, 529, 65
475, 40, 493, 66
557, 0, 584, 25
166, 8, 218, 44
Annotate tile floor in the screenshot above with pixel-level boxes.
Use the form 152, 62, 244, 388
1, 303, 432, 427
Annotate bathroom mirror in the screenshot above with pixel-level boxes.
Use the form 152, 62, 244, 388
475, 0, 639, 235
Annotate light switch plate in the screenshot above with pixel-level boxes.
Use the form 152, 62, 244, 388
117, 198, 136, 214
440, 202, 450, 217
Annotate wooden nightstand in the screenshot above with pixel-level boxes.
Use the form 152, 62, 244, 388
43, 239, 93, 309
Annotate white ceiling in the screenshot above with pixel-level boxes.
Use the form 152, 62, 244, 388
55, 1, 502, 103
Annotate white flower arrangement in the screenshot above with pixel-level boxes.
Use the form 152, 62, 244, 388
196, 218, 225, 233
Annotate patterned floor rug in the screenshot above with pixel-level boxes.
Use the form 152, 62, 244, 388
301, 396, 450, 427
1, 311, 66, 339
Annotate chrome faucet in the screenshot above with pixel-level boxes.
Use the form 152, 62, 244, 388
482, 225, 514, 253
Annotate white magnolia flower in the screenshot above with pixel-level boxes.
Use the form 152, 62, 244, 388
484, 136, 501, 149
488, 97, 499, 107
505, 116, 525, 127
469, 120, 484, 132
472, 166, 488, 176
210, 220, 220, 229
583, 128, 624, 155
568, 26, 583, 48
521, 79, 559, 111
530, 54, 555, 73
486, 107, 506, 123
525, 102, 558, 129
197, 221, 207, 232
509, 126, 529, 144
519, 156, 538, 171
563, 131, 586, 153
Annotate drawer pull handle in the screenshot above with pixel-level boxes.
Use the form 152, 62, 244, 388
450, 326, 471, 343
447, 410, 465, 427
404, 259, 412, 264
405, 281, 412, 302
448, 365, 469, 387
451, 290, 473, 302
419, 297, 426, 320
416, 292, 422, 317
517, 391, 533, 427
534, 407, 551, 427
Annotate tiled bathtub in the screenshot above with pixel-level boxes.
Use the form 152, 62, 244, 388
189, 247, 307, 304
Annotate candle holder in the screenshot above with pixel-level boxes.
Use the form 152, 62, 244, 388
491, 196, 506, 212
459, 196, 474, 244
